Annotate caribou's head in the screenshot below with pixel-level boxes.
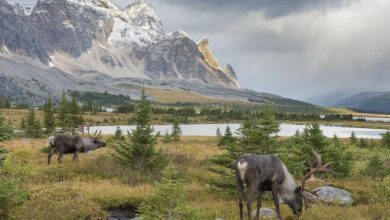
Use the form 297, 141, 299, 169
283, 149, 333, 216
285, 186, 303, 215
83, 130, 106, 152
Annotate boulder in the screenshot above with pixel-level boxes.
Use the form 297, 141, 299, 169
252, 207, 277, 218
312, 186, 353, 205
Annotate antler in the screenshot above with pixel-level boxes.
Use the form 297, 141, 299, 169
87, 129, 102, 140
301, 149, 333, 208
96, 130, 103, 140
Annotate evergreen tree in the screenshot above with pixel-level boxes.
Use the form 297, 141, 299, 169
112, 91, 167, 171
236, 104, 280, 154
370, 139, 377, 148
57, 91, 69, 133
278, 130, 311, 176
210, 105, 279, 191
279, 125, 352, 178
302, 123, 328, 153
381, 130, 390, 149
218, 126, 236, 147
19, 117, 26, 135
0, 113, 13, 142
43, 97, 55, 134
216, 127, 222, 138
364, 155, 387, 180
112, 126, 124, 141
26, 110, 42, 138
163, 130, 172, 143
358, 138, 369, 148
68, 96, 82, 134
139, 164, 201, 220
171, 120, 182, 142
324, 135, 353, 177
350, 131, 358, 145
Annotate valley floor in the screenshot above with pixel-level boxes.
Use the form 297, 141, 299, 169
1, 109, 390, 130
0, 136, 389, 219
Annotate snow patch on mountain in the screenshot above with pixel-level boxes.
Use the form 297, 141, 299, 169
10, 3, 35, 15
108, 0, 164, 46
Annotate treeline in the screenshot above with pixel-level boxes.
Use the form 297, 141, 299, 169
69, 91, 133, 113
0, 113, 13, 142
114, 102, 364, 123
68, 91, 132, 106
0, 97, 11, 109
19, 92, 83, 138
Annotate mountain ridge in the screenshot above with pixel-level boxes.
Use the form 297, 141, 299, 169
335, 91, 390, 113
0, 0, 315, 109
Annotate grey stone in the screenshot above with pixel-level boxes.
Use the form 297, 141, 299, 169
252, 207, 277, 218
312, 186, 354, 205
0, 0, 314, 108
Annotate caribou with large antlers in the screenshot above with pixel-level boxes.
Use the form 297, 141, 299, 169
48, 130, 106, 164
235, 150, 332, 220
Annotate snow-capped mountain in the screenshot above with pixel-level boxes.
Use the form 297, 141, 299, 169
1, 0, 239, 85
0, 0, 309, 107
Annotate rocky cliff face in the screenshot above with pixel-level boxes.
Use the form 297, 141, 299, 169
0, 0, 310, 107
0, 0, 240, 90
197, 37, 240, 87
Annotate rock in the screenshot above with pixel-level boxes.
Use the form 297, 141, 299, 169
215, 218, 225, 220
251, 207, 277, 218
312, 186, 354, 205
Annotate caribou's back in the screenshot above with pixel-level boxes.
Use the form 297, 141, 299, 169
51, 135, 83, 153
235, 153, 286, 186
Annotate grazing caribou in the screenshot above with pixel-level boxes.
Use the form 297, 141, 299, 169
48, 130, 106, 164
235, 150, 332, 220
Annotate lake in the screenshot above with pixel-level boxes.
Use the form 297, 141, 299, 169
353, 116, 390, 122
87, 123, 388, 139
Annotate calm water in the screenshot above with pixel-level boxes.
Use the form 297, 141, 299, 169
353, 116, 390, 122
88, 123, 388, 139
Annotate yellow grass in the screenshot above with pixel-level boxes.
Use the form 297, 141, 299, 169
0, 109, 44, 127
1, 136, 389, 219
144, 87, 224, 103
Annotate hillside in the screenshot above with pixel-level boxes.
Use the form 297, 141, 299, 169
0, 0, 314, 110
336, 91, 390, 113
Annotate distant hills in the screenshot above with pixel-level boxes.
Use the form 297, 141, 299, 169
335, 91, 390, 113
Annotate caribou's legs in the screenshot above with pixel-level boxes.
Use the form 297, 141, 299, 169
48, 147, 55, 165
271, 184, 282, 220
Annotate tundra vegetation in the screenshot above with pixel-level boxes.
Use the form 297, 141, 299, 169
1, 90, 389, 129
111, 91, 167, 172
0, 93, 389, 219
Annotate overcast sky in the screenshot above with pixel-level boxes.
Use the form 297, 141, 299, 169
8, 0, 390, 102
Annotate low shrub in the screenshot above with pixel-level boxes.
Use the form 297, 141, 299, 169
13, 186, 107, 220
40, 145, 51, 154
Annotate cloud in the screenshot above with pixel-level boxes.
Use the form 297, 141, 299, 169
115, 0, 356, 18
9, 0, 390, 102
137, 0, 390, 101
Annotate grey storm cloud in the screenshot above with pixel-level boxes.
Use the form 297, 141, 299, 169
140, 0, 390, 102
116, 0, 355, 18
8, 0, 390, 103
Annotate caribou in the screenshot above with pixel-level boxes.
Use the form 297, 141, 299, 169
235, 150, 332, 220
48, 130, 106, 165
